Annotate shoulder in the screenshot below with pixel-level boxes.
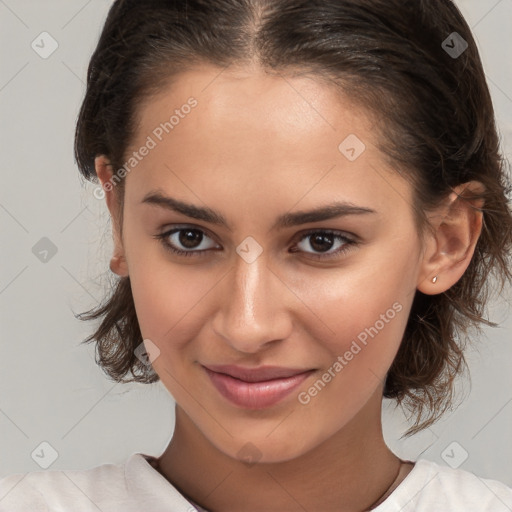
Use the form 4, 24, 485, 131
0, 455, 130, 512
0, 453, 197, 512
377, 458, 512, 512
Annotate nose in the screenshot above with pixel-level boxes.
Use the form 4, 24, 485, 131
211, 249, 293, 354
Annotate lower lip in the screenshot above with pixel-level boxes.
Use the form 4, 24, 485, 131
203, 367, 314, 409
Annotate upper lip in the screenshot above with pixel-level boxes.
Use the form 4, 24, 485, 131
203, 364, 314, 382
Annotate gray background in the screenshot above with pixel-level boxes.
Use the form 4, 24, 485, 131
1, 0, 511, 486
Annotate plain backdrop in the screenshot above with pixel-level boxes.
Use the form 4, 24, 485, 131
1, 0, 511, 486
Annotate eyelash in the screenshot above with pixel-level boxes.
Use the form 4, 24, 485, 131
153, 226, 357, 260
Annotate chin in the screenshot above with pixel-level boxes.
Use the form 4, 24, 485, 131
218, 432, 316, 466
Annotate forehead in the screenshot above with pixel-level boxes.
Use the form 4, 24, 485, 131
124, 65, 413, 220
134, 64, 377, 150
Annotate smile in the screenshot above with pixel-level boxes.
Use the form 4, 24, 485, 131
202, 365, 315, 409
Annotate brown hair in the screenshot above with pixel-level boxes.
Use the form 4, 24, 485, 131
75, 0, 512, 437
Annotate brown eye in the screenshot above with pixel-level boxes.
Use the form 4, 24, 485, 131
308, 232, 335, 252
154, 226, 357, 260
291, 230, 356, 260
178, 229, 204, 249
154, 226, 219, 257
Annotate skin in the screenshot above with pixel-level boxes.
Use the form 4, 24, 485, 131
95, 64, 484, 511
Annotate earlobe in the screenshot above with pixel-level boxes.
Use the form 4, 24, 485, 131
417, 181, 485, 295
94, 155, 129, 278
109, 255, 129, 277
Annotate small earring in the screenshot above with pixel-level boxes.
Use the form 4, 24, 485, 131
432, 276, 438, 283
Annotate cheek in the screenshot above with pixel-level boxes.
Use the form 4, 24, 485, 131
293, 276, 411, 425
123, 215, 214, 342
129, 264, 210, 341
288, 247, 416, 371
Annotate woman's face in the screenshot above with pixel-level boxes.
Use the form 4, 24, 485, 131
116, 65, 429, 463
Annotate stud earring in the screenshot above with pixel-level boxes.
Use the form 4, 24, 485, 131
432, 276, 438, 283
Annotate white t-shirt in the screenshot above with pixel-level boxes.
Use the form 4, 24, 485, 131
1, 453, 511, 511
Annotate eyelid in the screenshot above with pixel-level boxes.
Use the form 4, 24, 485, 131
155, 223, 359, 260
291, 227, 358, 244
159, 223, 220, 243
159, 223, 358, 244
158, 224, 221, 253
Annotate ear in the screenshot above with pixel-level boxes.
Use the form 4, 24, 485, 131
95, 155, 129, 277
417, 181, 485, 295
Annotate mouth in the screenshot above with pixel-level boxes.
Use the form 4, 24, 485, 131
202, 364, 316, 409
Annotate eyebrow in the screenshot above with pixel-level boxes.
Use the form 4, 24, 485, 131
141, 190, 377, 231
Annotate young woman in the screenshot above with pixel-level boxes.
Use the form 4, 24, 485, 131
1, 0, 511, 510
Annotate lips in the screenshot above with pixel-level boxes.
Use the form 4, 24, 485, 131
203, 364, 312, 382
202, 364, 315, 409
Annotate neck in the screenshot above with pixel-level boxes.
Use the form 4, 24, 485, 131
156, 391, 405, 512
